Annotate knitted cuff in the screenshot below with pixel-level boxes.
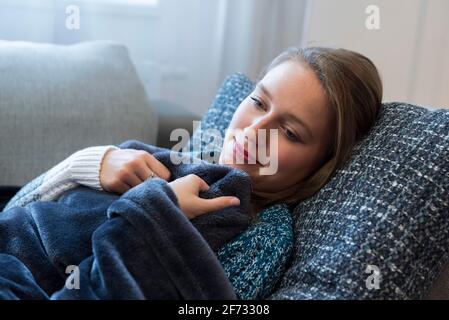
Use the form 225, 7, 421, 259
69, 145, 119, 191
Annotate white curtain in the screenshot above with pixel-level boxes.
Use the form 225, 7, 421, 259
0, 0, 309, 116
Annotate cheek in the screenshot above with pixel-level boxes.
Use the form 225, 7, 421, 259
228, 103, 252, 130
276, 146, 300, 171
276, 143, 328, 183
275, 143, 311, 178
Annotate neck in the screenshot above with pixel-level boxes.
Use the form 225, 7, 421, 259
252, 185, 299, 205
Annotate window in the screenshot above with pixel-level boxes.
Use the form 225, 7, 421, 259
84, 0, 159, 6
74, 0, 160, 17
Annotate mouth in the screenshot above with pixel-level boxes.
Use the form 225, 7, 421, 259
233, 137, 261, 165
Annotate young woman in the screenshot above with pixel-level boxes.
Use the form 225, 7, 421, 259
6, 46, 382, 217
2, 47, 383, 299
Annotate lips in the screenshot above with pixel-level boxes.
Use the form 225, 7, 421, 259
233, 137, 259, 165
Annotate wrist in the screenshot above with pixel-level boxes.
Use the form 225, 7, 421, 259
69, 145, 119, 191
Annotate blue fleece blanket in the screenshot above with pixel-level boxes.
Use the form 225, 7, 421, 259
0, 140, 254, 299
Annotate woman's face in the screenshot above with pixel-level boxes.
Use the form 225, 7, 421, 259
219, 61, 334, 194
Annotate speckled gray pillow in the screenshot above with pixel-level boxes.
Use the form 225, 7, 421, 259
191, 73, 449, 300
270, 103, 449, 300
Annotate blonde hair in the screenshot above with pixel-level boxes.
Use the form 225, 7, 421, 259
251, 47, 383, 211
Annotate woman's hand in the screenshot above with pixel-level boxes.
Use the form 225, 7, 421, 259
168, 174, 241, 219
100, 149, 171, 194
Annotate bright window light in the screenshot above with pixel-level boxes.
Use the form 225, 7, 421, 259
83, 0, 159, 6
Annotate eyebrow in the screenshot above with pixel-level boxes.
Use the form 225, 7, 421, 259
257, 83, 314, 140
257, 83, 273, 101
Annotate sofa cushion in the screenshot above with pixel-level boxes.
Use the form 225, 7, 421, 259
0, 40, 158, 186
271, 103, 449, 299
192, 73, 449, 299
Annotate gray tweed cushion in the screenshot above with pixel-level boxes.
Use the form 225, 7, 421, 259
192, 73, 449, 299
271, 103, 449, 299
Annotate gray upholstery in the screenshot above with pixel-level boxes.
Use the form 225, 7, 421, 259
0, 40, 158, 186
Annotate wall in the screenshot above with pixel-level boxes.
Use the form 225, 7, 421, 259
1, 0, 446, 112
303, 0, 449, 108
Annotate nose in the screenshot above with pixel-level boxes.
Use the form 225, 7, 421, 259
243, 115, 273, 149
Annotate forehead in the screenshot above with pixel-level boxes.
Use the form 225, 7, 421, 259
259, 61, 331, 131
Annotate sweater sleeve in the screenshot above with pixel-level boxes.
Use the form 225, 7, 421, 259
41, 145, 119, 200
3, 146, 118, 210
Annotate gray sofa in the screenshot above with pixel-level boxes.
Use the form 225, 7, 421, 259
0, 40, 158, 186
0, 40, 447, 299
0, 40, 198, 187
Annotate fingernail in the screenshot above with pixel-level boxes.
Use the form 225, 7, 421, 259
231, 198, 240, 206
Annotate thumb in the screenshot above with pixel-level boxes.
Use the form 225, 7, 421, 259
197, 196, 241, 215
194, 176, 210, 192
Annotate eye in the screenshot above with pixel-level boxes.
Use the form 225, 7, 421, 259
283, 127, 300, 142
250, 97, 266, 111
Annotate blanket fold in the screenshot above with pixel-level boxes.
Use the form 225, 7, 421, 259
0, 140, 254, 299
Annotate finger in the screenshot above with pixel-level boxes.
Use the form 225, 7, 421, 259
133, 162, 154, 181
143, 153, 171, 180
195, 176, 210, 192
111, 181, 131, 195
122, 172, 143, 188
197, 196, 240, 214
